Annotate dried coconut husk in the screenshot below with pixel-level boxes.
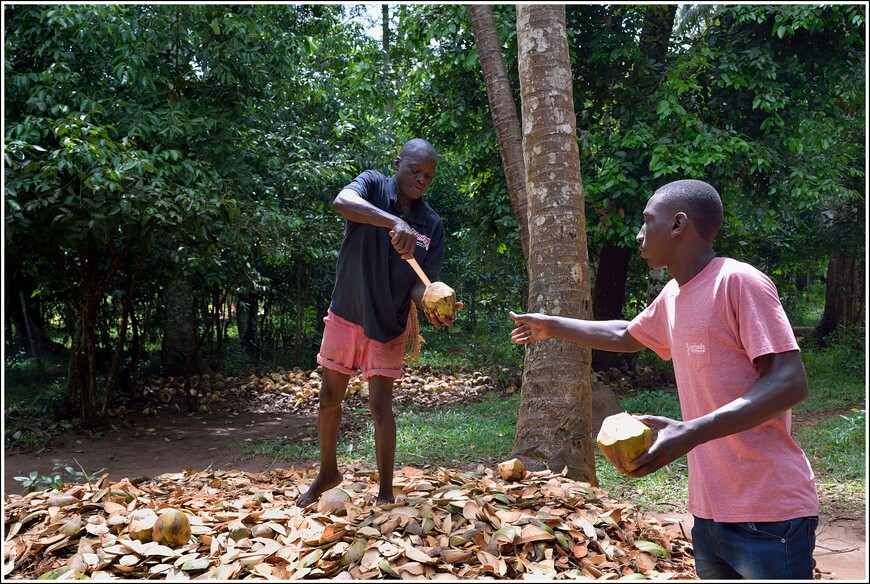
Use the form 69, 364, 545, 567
3, 465, 698, 580
403, 305, 425, 363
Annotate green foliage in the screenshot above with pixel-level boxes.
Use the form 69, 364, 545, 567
795, 409, 866, 510
559, 3, 865, 313
620, 390, 682, 421
353, 394, 520, 467
780, 276, 826, 327
244, 392, 521, 467
13, 462, 106, 494
798, 332, 865, 413
3, 4, 381, 410
825, 409, 866, 455
4, 348, 72, 452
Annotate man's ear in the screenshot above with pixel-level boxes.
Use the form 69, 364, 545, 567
393, 156, 401, 170
672, 212, 688, 235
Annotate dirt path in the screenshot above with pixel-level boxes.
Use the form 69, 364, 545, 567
3, 409, 318, 494
3, 408, 866, 581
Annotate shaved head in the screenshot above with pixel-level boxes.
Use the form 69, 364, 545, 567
654, 179, 723, 242
399, 138, 437, 162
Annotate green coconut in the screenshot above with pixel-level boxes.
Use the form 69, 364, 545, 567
422, 282, 456, 317
596, 412, 654, 474
151, 508, 192, 547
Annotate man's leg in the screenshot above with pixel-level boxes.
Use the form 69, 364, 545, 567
692, 517, 742, 579
367, 375, 396, 504
296, 366, 350, 508
692, 516, 818, 579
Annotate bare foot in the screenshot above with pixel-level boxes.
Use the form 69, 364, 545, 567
296, 471, 343, 508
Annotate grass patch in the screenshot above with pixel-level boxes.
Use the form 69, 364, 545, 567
795, 408, 866, 513
353, 394, 519, 467
797, 340, 865, 413
620, 389, 682, 421
243, 392, 520, 467
596, 453, 689, 513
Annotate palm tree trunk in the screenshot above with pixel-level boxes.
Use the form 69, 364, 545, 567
513, 4, 595, 482
468, 4, 530, 264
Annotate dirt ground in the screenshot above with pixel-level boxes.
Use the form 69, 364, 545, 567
3, 408, 867, 581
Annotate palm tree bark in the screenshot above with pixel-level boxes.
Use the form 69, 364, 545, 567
513, 4, 595, 482
468, 4, 530, 264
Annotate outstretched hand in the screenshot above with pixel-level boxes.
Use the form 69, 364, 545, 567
508, 310, 550, 344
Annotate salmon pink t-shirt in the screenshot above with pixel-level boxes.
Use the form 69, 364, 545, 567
628, 257, 819, 522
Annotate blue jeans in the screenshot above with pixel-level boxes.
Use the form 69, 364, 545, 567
691, 515, 818, 579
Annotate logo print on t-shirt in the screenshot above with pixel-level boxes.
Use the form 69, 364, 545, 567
413, 230, 431, 251
686, 342, 706, 355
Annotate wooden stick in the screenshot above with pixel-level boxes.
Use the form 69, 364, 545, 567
405, 257, 432, 287
390, 230, 432, 287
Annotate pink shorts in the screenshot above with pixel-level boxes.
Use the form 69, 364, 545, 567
316, 310, 408, 381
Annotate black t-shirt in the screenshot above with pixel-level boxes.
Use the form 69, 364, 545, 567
329, 170, 445, 343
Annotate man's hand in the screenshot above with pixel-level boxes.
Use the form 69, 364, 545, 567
509, 311, 551, 344
423, 301, 464, 328
389, 226, 417, 259
624, 415, 696, 478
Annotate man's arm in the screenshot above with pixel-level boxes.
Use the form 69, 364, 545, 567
333, 189, 417, 257
509, 311, 646, 353
629, 350, 808, 477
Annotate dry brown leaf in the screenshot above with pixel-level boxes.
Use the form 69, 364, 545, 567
4, 457, 696, 580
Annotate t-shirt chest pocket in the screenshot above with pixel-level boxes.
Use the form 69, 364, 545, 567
676, 327, 712, 369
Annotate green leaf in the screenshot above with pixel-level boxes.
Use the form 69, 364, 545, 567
636, 540, 671, 558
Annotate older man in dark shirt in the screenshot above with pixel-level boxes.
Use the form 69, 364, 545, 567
297, 138, 461, 508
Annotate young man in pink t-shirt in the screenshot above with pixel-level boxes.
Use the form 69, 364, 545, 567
509, 179, 819, 579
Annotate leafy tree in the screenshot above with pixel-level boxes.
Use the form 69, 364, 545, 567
3, 4, 384, 416
391, 3, 529, 339
4, 5, 242, 418
563, 3, 864, 332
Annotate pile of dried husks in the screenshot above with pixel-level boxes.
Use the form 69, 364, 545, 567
3, 464, 696, 580
129, 365, 501, 419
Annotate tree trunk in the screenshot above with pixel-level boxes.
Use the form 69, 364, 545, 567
513, 4, 595, 483
468, 4, 531, 265
818, 198, 865, 338
236, 287, 258, 358
591, 245, 632, 373
819, 254, 863, 338
161, 272, 198, 377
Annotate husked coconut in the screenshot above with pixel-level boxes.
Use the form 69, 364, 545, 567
497, 457, 526, 481
596, 412, 655, 474
127, 508, 159, 542
422, 282, 456, 317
